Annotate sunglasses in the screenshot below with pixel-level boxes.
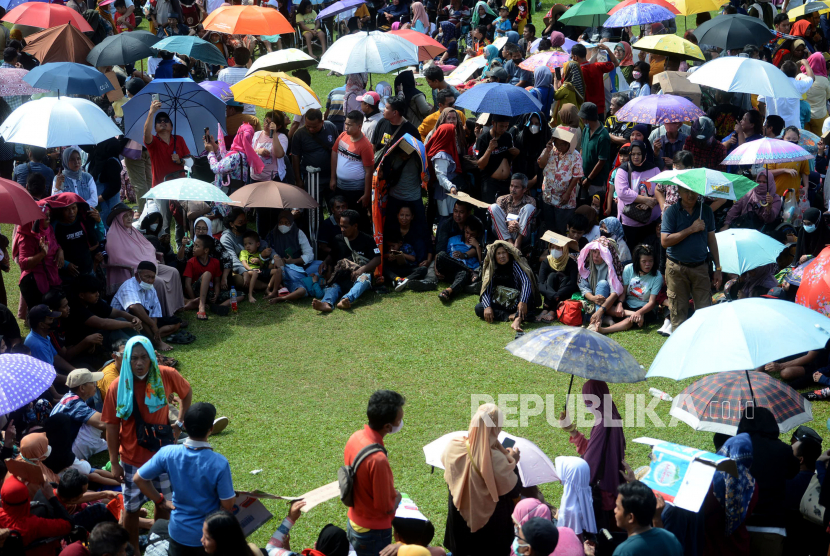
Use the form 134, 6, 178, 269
156, 118, 171, 124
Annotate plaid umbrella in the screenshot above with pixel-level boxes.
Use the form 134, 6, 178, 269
0, 68, 47, 96
669, 371, 812, 435
796, 246, 830, 316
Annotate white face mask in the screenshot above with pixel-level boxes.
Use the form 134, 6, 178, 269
134, 372, 149, 381
139, 280, 154, 291
278, 225, 291, 233
389, 419, 403, 434
551, 247, 563, 258
530, 125, 540, 134
149, 223, 159, 232
633, 70, 642, 79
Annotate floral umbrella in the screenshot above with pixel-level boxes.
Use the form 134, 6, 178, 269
796, 246, 830, 316
615, 93, 705, 126
519, 50, 570, 71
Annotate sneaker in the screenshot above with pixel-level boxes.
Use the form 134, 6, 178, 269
212, 416, 229, 434
407, 279, 437, 292
394, 278, 409, 292
657, 318, 672, 337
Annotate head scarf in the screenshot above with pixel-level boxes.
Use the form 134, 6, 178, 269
345, 73, 368, 99
534, 66, 553, 89
115, 336, 167, 419
600, 217, 625, 244
742, 170, 781, 220
426, 123, 461, 169
554, 456, 597, 534
807, 51, 827, 77
630, 123, 651, 142
561, 61, 585, 98
550, 31, 565, 48
506, 30, 520, 45
483, 44, 502, 73
441, 403, 519, 532
513, 498, 551, 527
479, 240, 540, 306
105, 200, 158, 287
439, 21, 457, 48
740, 263, 778, 297
315, 524, 349, 556
575, 204, 598, 228
17, 433, 59, 484
713, 433, 755, 535
395, 70, 421, 104
61, 146, 85, 182
547, 238, 572, 272
618, 41, 634, 66
796, 207, 830, 260
410, 1, 429, 29
471, 0, 496, 27
792, 20, 813, 39
0, 475, 31, 520
193, 216, 213, 236
552, 528, 584, 556
229, 122, 264, 175
580, 380, 626, 495
578, 237, 624, 295
558, 103, 580, 129
398, 547, 431, 556
627, 138, 657, 172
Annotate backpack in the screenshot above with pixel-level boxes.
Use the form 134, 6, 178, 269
338, 443, 387, 507
556, 300, 583, 326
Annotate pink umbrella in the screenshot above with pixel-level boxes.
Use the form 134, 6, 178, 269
0, 177, 44, 225
519, 50, 570, 71
722, 137, 814, 165
0, 68, 47, 97
615, 94, 705, 126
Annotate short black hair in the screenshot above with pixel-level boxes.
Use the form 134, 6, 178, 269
58, 468, 89, 500
242, 229, 260, 243
673, 149, 694, 168
796, 440, 822, 470
367, 389, 405, 430
160, 50, 175, 60
632, 244, 657, 276
783, 125, 801, 139
184, 401, 217, 438
781, 60, 798, 78
329, 195, 347, 209
503, 42, 520, 54
423, 65, 444, 82
305, 108, 323, 122
346, 109, 364, 124
72, 274, 101, 295
43, 288, 65, 311
765, 115, 785, 136
392, 517, 435, 546
436, 88, 456, 106
617, 480, 657, 527
618, 145, 631, 157
112, 338, 128, 353
114, 0, 126, 7
172, 63, 189, 78
571, 43, 587, 59
475, 24, 488, 36
233, 47, 250, 66
195, 234, 215, 251
293, 69, 312, 86
27, 146, 46, 161
465, 215, 484, 237
340, 209, 361, 227
743, 44, 759, 58
2, 47, 16, 63
566, 212, 589, 233
89, 523, 130, 556
26, 172, 47, 199
524, 23, 535, 34
743, 109, 763, 135
347, 16, 360, 32
385, 97, 407, 117
774, 12, 789, 25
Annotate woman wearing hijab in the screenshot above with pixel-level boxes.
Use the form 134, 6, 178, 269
804, 52, 830, 134
554, 456, 597, 538
791, 20, 816, 49
550, 103, 582, 150
537, 234, 579, 322
722, 170, 781, 232
47, 192, 103, 281
599, 216, 631, 264
614, 41, 634, 81
176, 216, 234, 286
442, 403, 522, 556
427, 122, 464, 225
577, 237, 624, 328
394, 70, 432, 128
795, 207, 830, 263
263, 210, 322, 302
475, 241, 540, 332
614, 139, 661, 248
530, 67, 554, 119
0, 475, 71, 556
482, 44, 503, 75
405, 1, 429, 32
773, 39, 808, 66
17, 433, 60, 485
471, 0, 496, 30
512, 112, 550, 191
436, 21, 460, 69
343, 73, 368, 115
551, 65, 584, 129
14, 201, 62, 310
85, 137, 127, 225
52, 146, 98, 208
205, 123, 264, 194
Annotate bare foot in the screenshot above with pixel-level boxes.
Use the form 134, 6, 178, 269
312, 299, 333, 312
511, 318, 524, 333
268, 296, 286, 304
248, 295, 257, 303
158, 341, 174, 352
183, 299, 200, 311
337, 297, 351, 310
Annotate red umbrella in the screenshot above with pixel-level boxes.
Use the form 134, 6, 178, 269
0, 178, 45, 226
795, 246, 830, 316
2, 2, 94, 32
609, 0, 680, 14
389, 29, 447, 62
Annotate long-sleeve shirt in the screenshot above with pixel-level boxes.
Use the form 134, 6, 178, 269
538, 258, 578, 303
207, 151, 249, 188
480, 261, 532, 308
266, 517, 299, 556
220, 229, 269, 275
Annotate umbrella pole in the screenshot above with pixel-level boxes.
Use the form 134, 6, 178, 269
745, 369, 756, 407
563, 374, 575, 414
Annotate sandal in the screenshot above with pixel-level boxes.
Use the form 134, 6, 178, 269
155, 354, 179, 368
439, 289, 452, 303
541, 311, 556, 323
165, 331, 196, 345
196, 311, 208, 321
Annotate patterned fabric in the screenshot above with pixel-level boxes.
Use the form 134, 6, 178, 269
115, 336, 167, 420
495, 192, 536, 217
207, 151, 249, 188
713, 433, 755, 536
683, 136, 727, 171
656, 182, 679, 207
577, 236, 624, 295
615, 95, 705, 126
120, 162, 136, 203
796, 246, 830, 315
122, 461, 172, 513
542, 149, 584, 208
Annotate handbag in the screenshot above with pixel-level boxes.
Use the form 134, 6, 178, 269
122, 139, 143, 161
131, 389, 175, 453
621, 162, 654, 224
800, 473, 825, 525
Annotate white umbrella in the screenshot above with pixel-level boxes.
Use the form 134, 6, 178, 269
0, 96, 121, 148
423, 430, 559, 487
245, 48, 316, 75
318, 31, 419, 74
715, 229, 786, 275
687, 57, 800, 98
142, 177, 234, 203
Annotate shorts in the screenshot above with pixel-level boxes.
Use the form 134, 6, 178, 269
192, 278, 231, 303
158, 315, 182, 328
256, 269, 273, 283
122, 461, 172, 513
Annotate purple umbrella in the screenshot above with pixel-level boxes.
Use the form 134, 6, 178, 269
316, 0, 366, 20
0, 354, 56, 414
615, 94, 705, 126
604, 3, 677, 28
199, 80, 232, 102
530, 36, 577, 54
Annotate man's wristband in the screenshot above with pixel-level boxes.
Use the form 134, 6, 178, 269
175, 420, 184, 429
156, 493, 165, 505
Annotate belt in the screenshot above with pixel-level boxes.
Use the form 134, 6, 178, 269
667, 256, 706, 268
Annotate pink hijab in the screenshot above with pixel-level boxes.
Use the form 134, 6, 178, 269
105, 210, 158, 289
513, 498, 551, 526
577, 237, 624, 295
230, 123, 265, 175
806, 52, 828, 77
411, 2, 429, 30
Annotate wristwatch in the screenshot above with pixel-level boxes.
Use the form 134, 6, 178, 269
175, 420, 184, 429
715, 266, 722, 271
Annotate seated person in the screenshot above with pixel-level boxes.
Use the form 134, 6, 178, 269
0, 303, 22, 351
264, 210, 322, 303
240, 230, 275, 304
0, 476, 72, 554
318, 196, 348, 258
475, 241, 538, 333
383, 230, 418, 287
50, 368, 108, 460
577, 237, 625, 330
183, 234, 232, 320
536, 232, 579, 323
32, 469, 119, 530
97, 339, 127, 404
600, 217, 632, 265
157, 13, 193, 37
384, 515, 447, 556
24, 303, 74, 379
565, 212, 591, 251
596, 244, 663, 334
267, 501, 350, 556
488, 173, 536, 251
436, 215, 484, 303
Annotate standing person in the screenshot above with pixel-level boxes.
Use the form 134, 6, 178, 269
758, 60, 813, 129
359, 91, 383, 142
804, 52, 830, 135
606, 94, 634, 163
291, 109, 338, 194
615, 140, 661, 248
124, 78, 153, 216
102, 336, 192, 555
612, 481, 684, 556
651, 122, 689, 170
578, 102, 611, 204
343, 390, 405, 556
394, 71, 432, 128
765, 126, 810, 197
135, 402, 235, 556
330, 111, 374, 225
475, 115, 519, 203
442, 403, 521, 556
344, 73, 369, 115
571, 43, 617, 115
216, 48, 256, 116
660, 186, 722, 333
252, 110, 289, 183
14, 202, 62, 311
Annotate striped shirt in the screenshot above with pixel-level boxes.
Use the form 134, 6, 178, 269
480, 261, 532, 308
112, 277, 163, 318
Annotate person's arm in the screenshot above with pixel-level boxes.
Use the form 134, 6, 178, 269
83, 312, 139, 331
106, 422, 124, 481
86, 412, 107, 431
357, 255, 382, 277
329, 147, 338, 191
134, 464, 174, 512
707, 230, 722, 289
220, 233, 245, 274
414, 93, 433, 120
662, 217, 705, 247
476, 136, 495, 170
434, 158, 458, 194
128, 303, 159, 340
801, 59, 815, 80
144, 100, 161, 145
52, 353, 74, 373
240, 252, 254, 271
361, 164, 372, 207
297, 231, 314, 265
271, 129, 285, 160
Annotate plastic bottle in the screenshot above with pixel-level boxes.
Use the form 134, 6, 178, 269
230, 286, 238, 313
649, 388, 673, 402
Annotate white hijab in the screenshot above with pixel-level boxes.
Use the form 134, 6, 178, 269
555, 456, 598, 535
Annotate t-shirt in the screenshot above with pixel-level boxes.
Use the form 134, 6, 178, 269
291, 122, 339, 180
146, 134, 190, 186
184, 255, 222, 280
758, 76, 813, 129
24, 331, 56, 365
300, 9, 317, 27
613, 527, 683, 556
333, 232, 380, 267
765, 160, 810, 196
97, 361, 119, 401
661, 201, 716, 265
318, 215, 341, 247
101, 366, 191, 466
138, 444, 235, 547
50, 392, 96, 441
580, 61, 615, 113
216, 66, 256, 115
238, 250, 266, 271
503, 59, 533, 86
116, 11, 136, 32
326, 86, 346, 130
66, 298, 114, 347
112, 278, 163, 319
474, 130, 515, 177
334, 132, 374, 186
371, 118, 420, 155
54, 218, 94, 275
622, 264, 663, 309
447, 235, 480, 270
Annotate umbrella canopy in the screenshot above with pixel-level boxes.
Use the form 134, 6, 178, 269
799, 128, 821, 158
123, 78, 228, 156
0, 0, 49, 10
154, 35, 228, 67
632, 34, 704, 61
456, 82, 542, 117
0, 68, 47, 96
0, 177, 45, 225
0, 354, 56, 415
784, 258, 815, 287
203, 5, 293, 35
2, 2, 92, 32
688, 56, 800, 98
229, 181, 319, 209
647, 298, 830, 381
610, 0, 679, 14
199, 80, 232, 101
316, 0, 366, 19
715, 228, 786, 275
670, 371, 812, 435
246, 49, 316, 75
558, 0, 617, 27
318, 31, 419, 74
796, 246, 830, 316
519, 50, 570, 71
788, 1, 830, 20
0, 96, 121, 148
668, 0, 726, 14
389, 29, 447, 62
230, 71, 321, 115
87, 30, 159, 66
530, 35, 577, 54
604, 3, 677, 27
23, 23, 94, 64
721, 137, 814, 165
615, 94, 705, 126
423, 430, 559, 487
649, 168, 757, 201
692, 14, 776, 51
142, 178, 233, 203
24, 62, 113, 96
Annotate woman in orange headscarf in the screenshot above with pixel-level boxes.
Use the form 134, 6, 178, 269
17, 433, 60, 487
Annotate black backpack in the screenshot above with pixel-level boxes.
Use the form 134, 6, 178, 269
338, 443, 387, 507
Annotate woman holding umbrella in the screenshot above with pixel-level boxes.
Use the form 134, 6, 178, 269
14, 202, 63, 310
721, 170, 781, 232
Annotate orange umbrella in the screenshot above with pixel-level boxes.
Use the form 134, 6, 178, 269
796, 246, 830, 316
389, 29, 446, 61
23, 23, 94, 64
229, 181, 319, 209
2, 2, 93, 32
203, 5, 293, 35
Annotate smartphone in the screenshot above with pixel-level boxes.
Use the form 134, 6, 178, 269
555, 67, 562, 81
501, 437, 516, 449
152, 93, 160, 103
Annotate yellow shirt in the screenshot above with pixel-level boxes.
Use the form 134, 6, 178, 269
765, 160, 809, 196
418, 109, 467, 141
97, 361, 120, 401
355, 4, 370, 18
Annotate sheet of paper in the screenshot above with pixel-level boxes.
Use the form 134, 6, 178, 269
6, 459, 44, 485
237, 490, 303, 501
299, 481, 340, 513
231, 494, 273, 537
674, 461, 717, 512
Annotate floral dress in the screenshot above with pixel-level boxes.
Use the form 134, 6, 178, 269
207, 151, 250, 189
542, 150, 584, 209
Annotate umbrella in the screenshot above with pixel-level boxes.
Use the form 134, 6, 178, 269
199, 80, 232, 101
530, 35, 577, 54
558, 0, 617, 27
230, 71, 321, 115
0, 96, 121, 148
648, 168, 758, 201
154, 35, 228, 67
2, 2, 93, 32
423, 431, 559, 487
203, 5, 293, 35
87, 31, 159, 66
783, 257, 816, 287
246, 49, 316, 75
604, 3, 678, 27
647, 298, 830, 381
0, 177, 45, 225
799, 128, 821, 158
788, 1, 830, 20
122, 78, 227, 157
316, 0, 366, 19
0, 354, 56, 415
796, 246, 830, 316
23, 23, 94, 64
23, 62, 113, 96
631, 34, 704, 61
142, 177, 233, 203
519, 51, 570, 71
668, 0, 726, 14
615, 94, 705, 126
229, 181, 320, 209
610, 0, 679, 14
692, 14, 776, 51
456, 82, 542, 117
715, 229, 786, 275
0, 0, 49, 10
670, 371, 812, 435
389, 29, 447, 62
721, 137, 813, 165
688, 57, 800, 99
0, 68, 47, 96
318, 31, 419, 74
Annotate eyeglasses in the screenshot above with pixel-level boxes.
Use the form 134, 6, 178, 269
156, 118, 171, 124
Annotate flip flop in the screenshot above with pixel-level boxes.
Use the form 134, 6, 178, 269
196, 311, 208, 321
165, 331, 196, 345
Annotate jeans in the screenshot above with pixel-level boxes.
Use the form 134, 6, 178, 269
321, 274, 372, 307
595, 280, 611, 298
347, 522, 392, 556
283, 261, 322, 292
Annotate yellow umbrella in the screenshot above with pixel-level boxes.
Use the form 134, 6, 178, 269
229, 71, 321, 116
787, 1, 830, 21
632, 34, 705, 61
666, 0, 726, 16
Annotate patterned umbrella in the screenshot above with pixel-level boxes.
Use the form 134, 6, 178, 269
610, 0, 679, 14
669, 371, 812, 435
199, 80, 232, 101
784, 257, 816, 287
604, 2, 677, 27
615, 94, 705, 126
796, 246, 830, 316
787, 1, 830, 21
722, 137, 814, 165
0, 354, 56, 414
799, 128, 820, 157
519, 50, 570, 71
0, 68, 47, 96
649, 168, 757, 201
142, 177, 234, 203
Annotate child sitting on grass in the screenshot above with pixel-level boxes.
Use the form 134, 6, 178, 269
240, 230, 275, 303
183, 235, 230, 320
437, 215, 484, 302
384, 230, 417, 287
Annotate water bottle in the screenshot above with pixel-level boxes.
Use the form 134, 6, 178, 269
418, 61, 424, 75
230, 286, 238, 313
649, 388, 673, 402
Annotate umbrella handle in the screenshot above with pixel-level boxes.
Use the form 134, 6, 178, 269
563, 374, 574, 414
745, 369, 756, 407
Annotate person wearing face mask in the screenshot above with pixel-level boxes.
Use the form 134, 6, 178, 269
536, 231, 579, 322
512, 518, 559, 556
795, 207, 830, 263
765, 126, 810, 197
628, 61, 651, 99
50, 368, 108, 460
24, 303, 75, 374
343, 389, 405, 556
721, 170, 781, 232
511, 112, 550, 193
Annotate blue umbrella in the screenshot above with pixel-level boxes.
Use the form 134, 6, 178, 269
316, 0, 366, 19
154, 35, 228, 67
0, 354, 56, 414
23, 62, 113, 97
455, 82, 542, 116
716, 228, 786, 275
122, 78, 227, 156
0, 0, 48, 11
604, 3, 678, 28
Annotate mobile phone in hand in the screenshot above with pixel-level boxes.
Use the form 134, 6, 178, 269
555, 67, 562, 81
152, 93, 160, 103
501, 437, 516, 449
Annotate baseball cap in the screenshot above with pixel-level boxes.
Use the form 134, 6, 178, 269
793, 425, 823, 446
226, 99, 243, 107
357, 91, 380, 106
184, 402, 217, 438
27, 304, 61, 328
66, 368, 105, 389
125, 77, 145, 97
487, 68, 509, 82
695, 116, 715, 141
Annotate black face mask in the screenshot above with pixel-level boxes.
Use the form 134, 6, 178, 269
600, 230, 611, 238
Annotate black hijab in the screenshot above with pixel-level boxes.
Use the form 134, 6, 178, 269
796, 207, 830, 260
394, 71, 420, 105
627, 139, 657, 172
315, 524, 349, 556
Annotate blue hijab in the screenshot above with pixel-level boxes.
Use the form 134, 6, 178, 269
601, 217, 625, 244
483, 44, 502, 74
506, 30, 520, 44
713, 433, 756, 536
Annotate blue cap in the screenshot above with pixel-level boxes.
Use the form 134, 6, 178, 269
226, 99, 242, 107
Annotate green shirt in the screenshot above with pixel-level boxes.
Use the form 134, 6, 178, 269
581, 124, 611, 188
613, 527, 683, 556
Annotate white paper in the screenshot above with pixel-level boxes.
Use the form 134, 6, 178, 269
673, 461, 717, 512
298, 481, 341, 513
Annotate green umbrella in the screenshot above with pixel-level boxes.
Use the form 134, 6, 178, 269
558, 0, 619, 27
649, 168, 758, 201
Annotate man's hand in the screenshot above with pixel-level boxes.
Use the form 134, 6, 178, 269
55, 249, 64, 269
653, 137, 662, 152
506, 446, 521, 463
690, 218, 706, 233
725, 135, 737, 148
712, 270, 723, 290
40, 481, 55, 499
380, 543, 402, 556
149, 100, 162, 115
483, 306, 494, 323
516, 301, 528, 321
584, 540, 597, 556
66, 262, 80, 277
86, 333, 104, 346
171, 153, 181, 164
358, 194, 370, 208
784, 168, 799, 178
110, 460, 124, 483
488, 138, 498, 152
88, 208, 101, 223
621, 460, 636, 483
157, 497, 175, 513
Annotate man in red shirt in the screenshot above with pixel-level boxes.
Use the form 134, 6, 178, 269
571, 42, 618, 115
343, 390, 405, 556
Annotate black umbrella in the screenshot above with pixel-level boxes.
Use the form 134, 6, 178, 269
692, 14, 776, 51
86, 30, 160, 67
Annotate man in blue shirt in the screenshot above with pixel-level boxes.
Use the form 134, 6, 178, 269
612, 481, 683, 556
502, 42, 532, 88
51, 368, 108, 460
24, 304, 74, 374
135, 402, 235, 556
13, 146, 55, 188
